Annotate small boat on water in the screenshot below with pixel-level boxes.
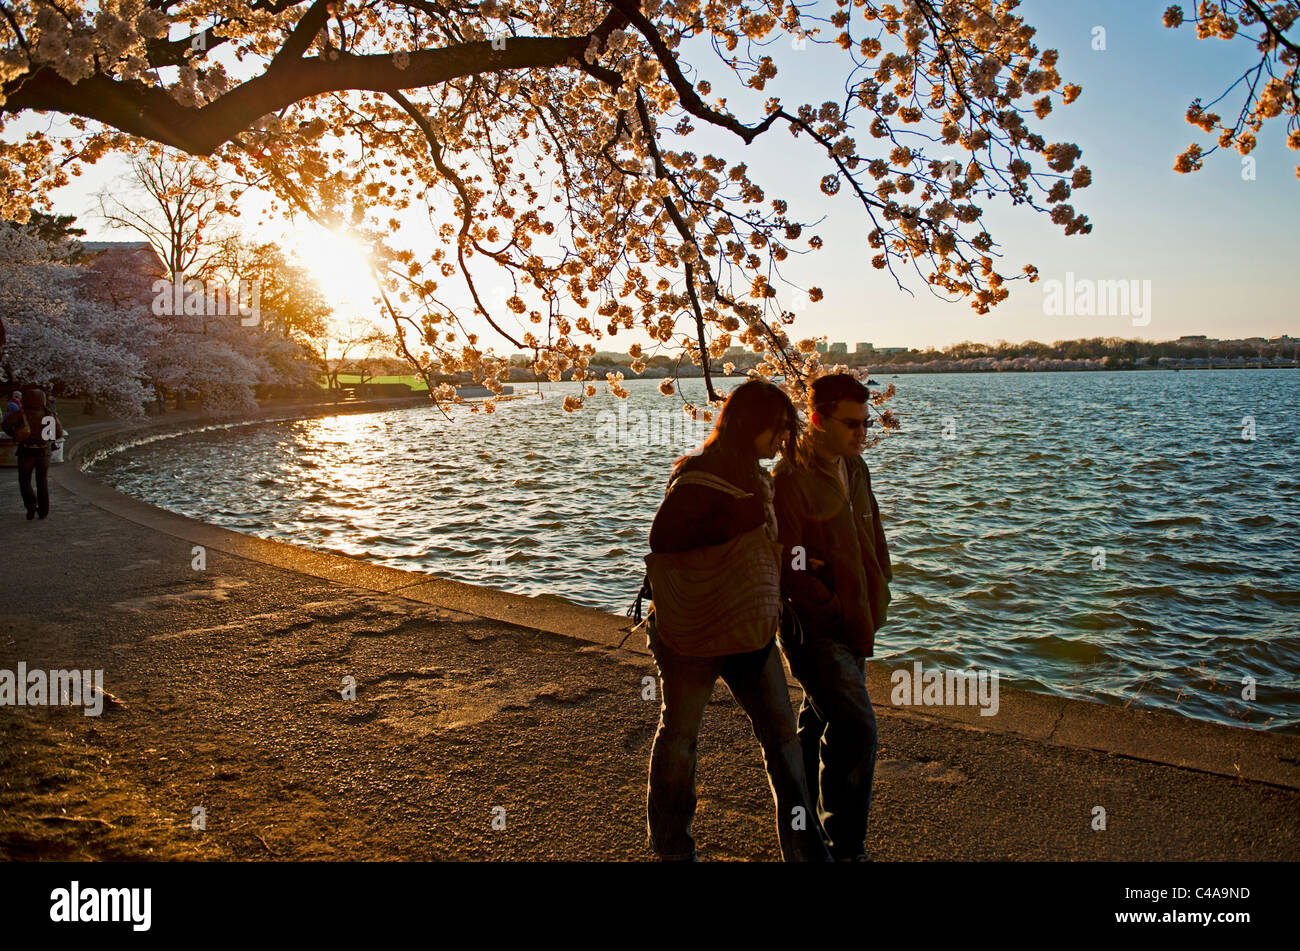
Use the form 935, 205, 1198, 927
455, 384, 515, 399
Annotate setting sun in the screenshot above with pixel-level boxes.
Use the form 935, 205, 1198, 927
287, 223, 379, 318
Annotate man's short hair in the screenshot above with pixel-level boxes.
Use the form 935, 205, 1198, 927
810, 373, 871, 414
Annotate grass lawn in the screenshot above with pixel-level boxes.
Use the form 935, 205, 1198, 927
40, 403, 103, 431
326, 374, 429, 391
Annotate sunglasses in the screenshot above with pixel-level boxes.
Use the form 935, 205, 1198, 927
831, 416, 871, 431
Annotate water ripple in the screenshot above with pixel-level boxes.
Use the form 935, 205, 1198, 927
92, 370, 1300, 732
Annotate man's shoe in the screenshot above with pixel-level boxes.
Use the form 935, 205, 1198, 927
26, 509, 35, 520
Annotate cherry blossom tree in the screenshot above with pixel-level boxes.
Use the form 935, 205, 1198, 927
0, 223, 154, 417
1163, 3, 1299, 178
70, 226, 264, 414
1, 218, 318, 417
219, 238, 333, 346
92, 153, 334, 402
146, 315, 265, 416
249, 325, 326, 392
16, 1, 1261, 419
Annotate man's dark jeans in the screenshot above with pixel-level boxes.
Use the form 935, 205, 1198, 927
17, 447, 51, 518
646, 618, 831, 861
779, 631, 879, 860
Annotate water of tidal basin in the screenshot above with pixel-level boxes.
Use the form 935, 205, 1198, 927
93, 370, 1300, 733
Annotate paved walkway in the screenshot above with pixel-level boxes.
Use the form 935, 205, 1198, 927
1, 402, 1296, 860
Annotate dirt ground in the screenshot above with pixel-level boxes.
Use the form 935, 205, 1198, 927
3, 438, 1298, 862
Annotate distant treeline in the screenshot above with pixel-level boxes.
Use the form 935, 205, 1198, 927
494, 336, 1298, 380
861, 336, 1298, 366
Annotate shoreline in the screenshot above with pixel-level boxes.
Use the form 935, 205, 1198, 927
60, 399, 1300, 785
518, 364, 1300, 381
0, 395, 1294, 861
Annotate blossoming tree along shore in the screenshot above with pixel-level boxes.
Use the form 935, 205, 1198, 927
0, 219, 326, 418
0, 2, 1292, 421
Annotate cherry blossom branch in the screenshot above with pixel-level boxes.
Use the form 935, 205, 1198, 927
387, 88, 525, 350
4, 36, 596, 155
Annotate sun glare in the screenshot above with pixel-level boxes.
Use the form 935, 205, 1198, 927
289, 224, 379, 316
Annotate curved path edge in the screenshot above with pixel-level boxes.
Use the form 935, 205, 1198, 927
52, 400, 1300, 791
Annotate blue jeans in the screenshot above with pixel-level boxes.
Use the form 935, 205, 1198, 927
779, 632, 879, 860
646, 618, 831, 861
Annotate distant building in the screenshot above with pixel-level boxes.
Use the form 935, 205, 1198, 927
1177, 335, 1209, 344
876, 347, 908, 356
815, 341, 828, 354
855, 342, 873, 353
78, 241, 167, 312
1268, 334, 1296, 344
829, 342, 848, 354
81, 240, 166, 276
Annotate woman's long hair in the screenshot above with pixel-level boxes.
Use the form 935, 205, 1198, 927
671, 379, 799, 478
20, 388, 50, 434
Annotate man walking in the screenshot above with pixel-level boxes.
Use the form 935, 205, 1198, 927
3, 388, 65, 520
773, 373, 892, 861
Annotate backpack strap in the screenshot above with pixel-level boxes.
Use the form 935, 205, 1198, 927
665, 471, 753, 499
627, 573, 650, 625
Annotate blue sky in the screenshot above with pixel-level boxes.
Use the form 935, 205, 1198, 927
22, 0, 1299, 350
673, 0, 1300, 349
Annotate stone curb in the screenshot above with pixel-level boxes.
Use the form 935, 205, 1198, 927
50, 400, 1300, 790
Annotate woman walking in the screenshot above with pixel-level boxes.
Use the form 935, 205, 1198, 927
3, 388, 64, 521
643, 379, 830, 861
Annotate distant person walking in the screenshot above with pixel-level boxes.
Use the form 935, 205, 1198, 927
2, 388, 65, 520
641, 379, 830, 861
5, 390, 20, 416
773, 372, 892, 861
